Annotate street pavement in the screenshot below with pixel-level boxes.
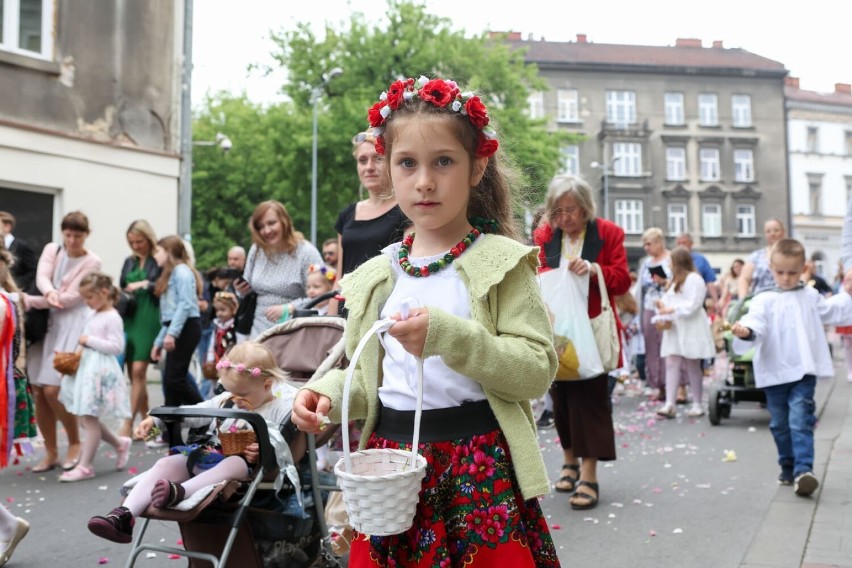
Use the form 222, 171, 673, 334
3, 351, 852, 567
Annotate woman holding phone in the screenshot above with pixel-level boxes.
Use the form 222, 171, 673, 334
634, 228, 672, 403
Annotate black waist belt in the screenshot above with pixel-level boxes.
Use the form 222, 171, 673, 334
375, 400, 499, 443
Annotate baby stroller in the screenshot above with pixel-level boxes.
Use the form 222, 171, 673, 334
707, 295, 766, 425
122, 297, 346, 568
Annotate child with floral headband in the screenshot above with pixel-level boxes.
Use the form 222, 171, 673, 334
203, 291, 239, 388
87, 341, 300, 544
305, 264, 336, 315
293, 75, 560, 567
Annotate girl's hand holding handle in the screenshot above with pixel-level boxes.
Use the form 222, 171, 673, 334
731, 322, 751, 338
292, 389, 331, 434
388, 306, 429, 358
135, 416, 155, 440
243, 442, 260, 464
78, 335, 88, 347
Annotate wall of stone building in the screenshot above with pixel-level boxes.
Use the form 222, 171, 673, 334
0, 0, 181, 153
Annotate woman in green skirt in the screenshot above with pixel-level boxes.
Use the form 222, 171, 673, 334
118, 220, 162, 439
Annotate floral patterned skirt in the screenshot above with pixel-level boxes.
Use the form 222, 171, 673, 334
349, 430, 561, 568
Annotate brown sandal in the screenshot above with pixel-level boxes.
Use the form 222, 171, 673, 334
554, 464, 580, 493
569, 480, 599, 510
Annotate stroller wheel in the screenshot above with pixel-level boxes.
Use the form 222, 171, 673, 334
708, 385, 723, 426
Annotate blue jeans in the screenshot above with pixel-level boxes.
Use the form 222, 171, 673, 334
762, 375, 816, 477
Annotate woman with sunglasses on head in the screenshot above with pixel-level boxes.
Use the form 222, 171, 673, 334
333, 131, 409, 279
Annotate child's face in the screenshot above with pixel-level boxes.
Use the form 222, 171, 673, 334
214, 302, 235, 321
212, 276, 231, 290
82, 288, 110, 311
219, 372, 272, 409
306, 272, 332, 299
770, 253, 805, 290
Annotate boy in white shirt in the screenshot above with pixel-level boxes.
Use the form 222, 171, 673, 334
732, 239, 852, 496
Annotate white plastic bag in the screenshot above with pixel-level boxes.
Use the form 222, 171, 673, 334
539, 267, 604, 380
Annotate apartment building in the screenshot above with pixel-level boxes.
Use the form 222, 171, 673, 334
511, 34, 790, 269
0, 0, 184, 276
786, 78, 852, 281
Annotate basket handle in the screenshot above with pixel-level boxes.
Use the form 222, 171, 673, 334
341, 318, 423, 473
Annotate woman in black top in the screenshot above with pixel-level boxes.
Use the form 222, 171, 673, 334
334, 131, 408, 277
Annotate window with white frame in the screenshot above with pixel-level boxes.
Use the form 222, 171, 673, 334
702, 204, 722, 237
664, 92, 685, 125
560, 145, 579, 175
0, 0, 54, 58
606, 91, 636, 127
557, 89, 579, 122
527, 91, 544, 120
666, 147, 686, 180
614, 199, 644, 234
733, 149, 754, 182
698, 93, 718, 126
667, 203, 688, 235
732, 95, 752, 127
809, 176, 823, 214
612, 142, 642, 176
845, 131, 852, 156
736, 204, 756, 237
699, 147, 721, 181
807, 126, 819, 153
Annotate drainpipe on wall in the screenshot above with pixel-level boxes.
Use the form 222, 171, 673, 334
177, 0, 194, 241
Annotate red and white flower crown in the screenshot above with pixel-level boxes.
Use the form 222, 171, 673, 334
367, 75, 499, 158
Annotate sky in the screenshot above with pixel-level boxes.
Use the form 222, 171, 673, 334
191, 0, 848, 105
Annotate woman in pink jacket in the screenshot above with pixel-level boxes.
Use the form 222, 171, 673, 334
25, 211, 102, 473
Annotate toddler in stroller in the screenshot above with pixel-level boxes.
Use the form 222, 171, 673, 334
87, 341, 318, 566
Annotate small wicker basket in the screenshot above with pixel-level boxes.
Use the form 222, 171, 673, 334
202, 362, 218, 380
333, 318, 427, 537
654, 319, 673, 331
218, 396, 256, 456
53, 351, 81, 376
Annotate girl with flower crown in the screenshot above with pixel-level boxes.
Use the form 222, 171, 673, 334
293, 76, 561, 567
87, 341, 300, 544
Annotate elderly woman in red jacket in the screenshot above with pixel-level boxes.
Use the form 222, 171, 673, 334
533, 174, 630, 511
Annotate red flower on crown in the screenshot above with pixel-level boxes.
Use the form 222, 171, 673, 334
367, 75, 499, 158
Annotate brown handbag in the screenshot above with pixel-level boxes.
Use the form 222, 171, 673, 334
53, 351, 81, 376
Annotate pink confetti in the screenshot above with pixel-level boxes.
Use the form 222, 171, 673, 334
653, 487, 662, 494
5, 497, 13, 503
176, 539, 183, 546
128, 467, 138, 475
98, 557, 109, 564
649, 530, 657, 537
551, 524, 562, 530
168, 554, 181, 560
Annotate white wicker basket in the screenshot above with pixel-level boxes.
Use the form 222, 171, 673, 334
333, 318, 427, 536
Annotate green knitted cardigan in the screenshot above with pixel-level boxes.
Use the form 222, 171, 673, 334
305, 234, 558, 500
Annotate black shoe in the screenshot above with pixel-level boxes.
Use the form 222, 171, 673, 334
88, 506, 134, 543
536, 410, 555, 429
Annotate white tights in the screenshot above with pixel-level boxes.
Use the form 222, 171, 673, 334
79, 415, 122, 470
0, 505, 19, 540
122, 453, 249, 518
842, 335, 852, 380
664, 355, 703, 408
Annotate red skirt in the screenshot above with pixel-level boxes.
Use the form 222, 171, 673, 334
349, 430, 561, 568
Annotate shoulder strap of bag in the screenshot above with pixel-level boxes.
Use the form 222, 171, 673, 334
592, 263, 611, 308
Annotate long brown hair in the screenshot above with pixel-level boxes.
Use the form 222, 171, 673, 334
154, 235, 203, 297
249, 200, 303, 256
668, 247, 696, 293
378, 82, 522, 241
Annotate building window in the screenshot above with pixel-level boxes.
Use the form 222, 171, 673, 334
606, 90, 636, 127
733, 149, 754, 182
0, 0, 54, 58
845, 131, 852, 156
560, 145, 579, 175
666, 147, 686, 180
698, 93, 718, 126
557, 89, 579, 122
667, 203, 688, 235
807, 126, 819, 153
736, 204, 756, 237
702, 204, 722, 237
731, 95, 752, 127
846, 176, 852, 204
808, 176, 823, 215
612, 142, 642, 176
527, 91, 544, 120
699, 148, 721, 181
664, 92, 684, 125
615, 199, 644, 234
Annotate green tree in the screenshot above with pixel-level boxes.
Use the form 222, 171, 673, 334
190, 0, 576, 268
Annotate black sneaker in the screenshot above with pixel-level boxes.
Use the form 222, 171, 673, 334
536, 410, 555, 429
794, 472, 819, 497
777, 471, 794, 486
88, 506, 134, 543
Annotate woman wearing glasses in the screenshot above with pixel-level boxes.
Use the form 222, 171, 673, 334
333, 131, 409, 277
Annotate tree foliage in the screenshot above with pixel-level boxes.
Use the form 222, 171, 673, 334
190, 0, 575, 270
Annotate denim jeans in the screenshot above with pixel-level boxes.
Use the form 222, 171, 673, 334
762, 375, 816, 477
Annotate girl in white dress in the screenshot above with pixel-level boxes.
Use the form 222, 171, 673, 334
59, 272, 132, 482
653, 247, 716, 419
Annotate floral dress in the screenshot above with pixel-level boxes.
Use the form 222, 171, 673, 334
1, 292, 36, 468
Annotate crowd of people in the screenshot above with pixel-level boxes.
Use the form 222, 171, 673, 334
4, 73, 852, 568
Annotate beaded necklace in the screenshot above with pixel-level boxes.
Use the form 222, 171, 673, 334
398, 226, 481, 277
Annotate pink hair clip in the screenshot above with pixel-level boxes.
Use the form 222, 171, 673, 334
215, 359, 267, 377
